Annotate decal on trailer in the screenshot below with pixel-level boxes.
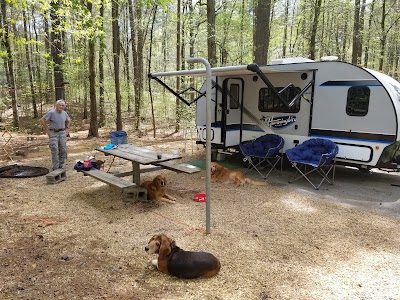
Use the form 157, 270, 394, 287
261, 115, 297, 128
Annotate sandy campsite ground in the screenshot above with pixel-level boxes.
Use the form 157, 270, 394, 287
1, 130, 400, 300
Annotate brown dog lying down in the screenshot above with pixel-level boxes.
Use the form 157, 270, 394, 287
140, 175, 176, 204
145, 233, 221, 279
211, 162, 266, 186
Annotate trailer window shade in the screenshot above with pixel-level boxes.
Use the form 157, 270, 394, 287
346, 86, 370, 116
258, 86, 301, 112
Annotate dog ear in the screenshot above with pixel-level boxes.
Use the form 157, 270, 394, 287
153, 175, 161, 187
159, 234, 172, 257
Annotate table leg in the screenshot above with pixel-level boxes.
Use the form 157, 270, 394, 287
132, 162, 141, 186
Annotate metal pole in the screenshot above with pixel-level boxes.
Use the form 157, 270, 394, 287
186, 57, 212, 234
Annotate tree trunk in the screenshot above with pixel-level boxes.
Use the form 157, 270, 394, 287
0, 0, 19, 127
121, 6, 132, 114
379, 0, 386, 71
128, 0, 137, 124
309, 0, 323, 60
50, 0, 65, 101
364, 0, 375, 68
207, 0, 216, 66
148, 6, 157, 138
112, 0, 122, 130
282, 0, 289, 58
175, 0, 181, 132
129, 0, 144, 131
22, 9, 38, 118
87, 0, 98, 137
32, 6, 44, 115
253, 0, 271, 64
98, 0, 105, 127
352, 0, 361, 64
43, 11, 53, 103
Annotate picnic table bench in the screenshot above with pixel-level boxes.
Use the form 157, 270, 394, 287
81, 168, 147, 200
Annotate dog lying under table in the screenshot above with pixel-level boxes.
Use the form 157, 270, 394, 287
140, 175, 176, 204
145, 233, 221, 279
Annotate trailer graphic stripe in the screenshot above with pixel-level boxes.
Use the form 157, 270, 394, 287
310, 129, 395, 143
320, 80, 382, 87
207, 123, 264, 132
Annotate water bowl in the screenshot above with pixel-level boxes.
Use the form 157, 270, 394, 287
194, 193, 206, 202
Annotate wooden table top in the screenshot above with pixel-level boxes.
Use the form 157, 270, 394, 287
96, 144, 181, 165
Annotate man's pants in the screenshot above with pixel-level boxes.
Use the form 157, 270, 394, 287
49, 131, 67, 170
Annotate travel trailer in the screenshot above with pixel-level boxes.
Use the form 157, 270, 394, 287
149, 57, 400, 171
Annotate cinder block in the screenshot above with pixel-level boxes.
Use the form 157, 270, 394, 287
46, 169, 66, 184
123, 187, 148, 202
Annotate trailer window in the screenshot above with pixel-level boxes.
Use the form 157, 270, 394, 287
346, 86, 370, 116
258, 86, 301, 112
229, 84, 240, 109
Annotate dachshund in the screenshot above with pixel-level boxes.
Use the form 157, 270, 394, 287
140, 175, 176, 204
210, 162, 266, 186
145, 233, 221, 279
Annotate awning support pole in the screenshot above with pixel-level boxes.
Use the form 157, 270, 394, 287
187, 57, 212, 234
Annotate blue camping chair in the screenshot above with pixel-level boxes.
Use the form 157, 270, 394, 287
239, 134, 284, 179
286, 138, 339, 190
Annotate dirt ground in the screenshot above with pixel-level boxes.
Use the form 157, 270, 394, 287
1, 130, 400, 300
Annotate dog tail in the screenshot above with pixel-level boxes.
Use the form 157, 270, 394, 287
245, 178, 267, 186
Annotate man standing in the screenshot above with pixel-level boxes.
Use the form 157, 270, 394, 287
40, 99, 71, 170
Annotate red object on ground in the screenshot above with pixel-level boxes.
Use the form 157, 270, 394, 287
194, 193, 206, 202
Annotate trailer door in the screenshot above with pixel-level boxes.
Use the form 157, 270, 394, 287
222, 78, 244, 146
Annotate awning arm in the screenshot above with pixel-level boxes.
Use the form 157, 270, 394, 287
149, 74, 220, 106
150, 76, 191, 106
247, 63, 314, 108
288, 79, 314, 106
247, 64, 290, 107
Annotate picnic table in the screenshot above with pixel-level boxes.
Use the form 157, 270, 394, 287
81, 144, 201, 201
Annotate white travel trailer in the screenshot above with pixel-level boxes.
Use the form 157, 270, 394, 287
149, 57, 400, 170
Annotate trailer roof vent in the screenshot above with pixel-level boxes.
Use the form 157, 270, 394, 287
271, 57, 314, 65
320, 55, 338, 61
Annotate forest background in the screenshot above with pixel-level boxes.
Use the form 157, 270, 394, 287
1, 0, 400, 137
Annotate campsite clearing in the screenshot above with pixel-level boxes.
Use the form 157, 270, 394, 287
1, 130, 400, 300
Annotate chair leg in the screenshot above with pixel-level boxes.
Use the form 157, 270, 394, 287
262, 155, 282, 178
289, 162, 335, 190
244, 155, 282, 179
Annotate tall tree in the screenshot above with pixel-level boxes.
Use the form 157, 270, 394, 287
112, 0, 122, 130
31, 6, 44, 114
364, 0, 376, 68
253, 0, 271, 64
129, 0, 144, 130
352, 0, 362, 64
50, 0, 66, 101
148, 6, 157, 138
22, 8, 38, 118
175, 0, 181, 132
98, 0, 105, 127
1, 0, 19, 127
207, 0, 216, 66
87, 0, 98, 137
282, 0, 290, 58
43, 11, 53, 103
309, 0, 323, 60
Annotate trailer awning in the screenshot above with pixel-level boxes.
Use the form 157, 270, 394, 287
149, 64, 317, 78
